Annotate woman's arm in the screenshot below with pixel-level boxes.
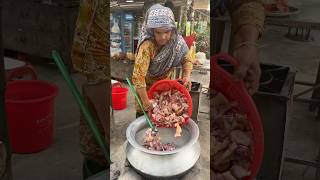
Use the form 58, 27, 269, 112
132, 41, 154, 111
231, 0, 265, 41
71, 0, 109, 138
230, 1, 265, 95
181, 49, 193, 90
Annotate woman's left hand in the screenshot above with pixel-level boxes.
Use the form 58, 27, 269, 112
182, 76, 192, 91
233, 44, 261, 95
232, 25, 262, 95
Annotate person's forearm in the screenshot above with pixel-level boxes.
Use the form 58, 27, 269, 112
136, 87, 150, 108
233, 25, 259, 45
230, 1, 265, 47
182, 68, 192, 78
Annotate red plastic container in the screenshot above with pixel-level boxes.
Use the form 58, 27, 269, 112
212, 53, 264, 180
183, 35, 196, 48
147, 79, 193, 126
5, 80, 58, 153
112, 87, 129, 110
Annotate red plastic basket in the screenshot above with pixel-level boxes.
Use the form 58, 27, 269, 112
147, 79, 193, 127
212, 53, 264, 180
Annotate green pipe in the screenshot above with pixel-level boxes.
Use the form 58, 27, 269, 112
125, 77, 154, 129
51, 51, 110, 164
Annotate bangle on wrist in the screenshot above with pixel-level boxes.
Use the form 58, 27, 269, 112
234, 41, 257, 51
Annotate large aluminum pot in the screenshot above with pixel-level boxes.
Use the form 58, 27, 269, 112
126, 116, 200, 179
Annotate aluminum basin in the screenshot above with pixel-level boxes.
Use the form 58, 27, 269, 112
126, 116, 201, 179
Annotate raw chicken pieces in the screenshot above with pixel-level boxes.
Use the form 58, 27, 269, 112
143, 128, 176, 151
150, 89, 189, 137
151, 90, 189, 128
211, 91, 253, 179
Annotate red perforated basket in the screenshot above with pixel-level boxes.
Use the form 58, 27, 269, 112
147, 79, 193, 127
212, 53, 264, 180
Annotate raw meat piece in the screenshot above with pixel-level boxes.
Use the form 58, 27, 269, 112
212, 93, 238, 119
230, 130, 252, 146
213, 143, 238, 167
222, 171, 237, 180
233, 145, 252, 162
212, 160, 232, 173
212, 137, 230, 155
212, 173, 224, 180
231, 117, 246, 130
143, 128, 176, 151
230, 165, 251, 179
174, 123, 182, 137
233, 161, 251, 171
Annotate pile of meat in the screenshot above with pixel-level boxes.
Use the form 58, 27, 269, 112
143, 128, 176, 151
211, 91, 254, 180
150, 89, 189, 137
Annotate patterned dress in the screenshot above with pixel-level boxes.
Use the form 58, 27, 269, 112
230, 0, 265, 36
71, 0, 109, 166
132, 39, 193, 112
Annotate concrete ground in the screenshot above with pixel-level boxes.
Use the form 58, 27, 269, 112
258, 25, 320, 180
9, 65, 84, 180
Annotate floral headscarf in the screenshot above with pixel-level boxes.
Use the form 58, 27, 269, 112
137, 4, 189, 77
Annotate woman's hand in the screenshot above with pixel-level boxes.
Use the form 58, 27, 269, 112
232, 25, 261, 95
182, 76, 192, 91
233, 43, 261, 95
143, 99, 155, 112
136, 87, 154, 112
182, 69, 192, 91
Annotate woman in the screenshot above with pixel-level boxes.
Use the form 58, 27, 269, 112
212, 0, 265, 95
132, 4, 193, 117
71, 0, 109, 179
211, 0, 265, 178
